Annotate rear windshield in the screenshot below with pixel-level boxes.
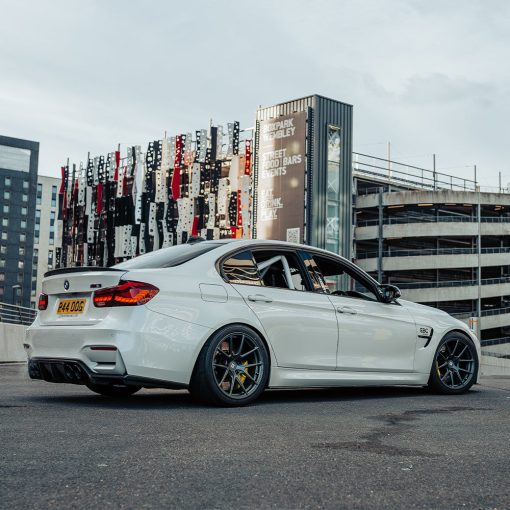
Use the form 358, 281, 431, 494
113, 243, 223, 270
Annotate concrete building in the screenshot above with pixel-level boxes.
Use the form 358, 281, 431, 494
352, 153, 510, 358
30, 175, 60, 308
0, 135, 39, 307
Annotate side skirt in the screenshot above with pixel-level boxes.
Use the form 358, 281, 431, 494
268, 367, 429, 388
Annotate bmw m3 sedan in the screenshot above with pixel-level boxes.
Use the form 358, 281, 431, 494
26, 240, 481, 406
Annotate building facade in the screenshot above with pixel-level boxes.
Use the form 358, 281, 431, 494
352, 154, 510, 363
31, 175, 60, 308
0, 135, 39, 307
49, 94, 509, 364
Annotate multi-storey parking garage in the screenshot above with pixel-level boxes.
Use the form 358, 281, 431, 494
352, 154, 510, 364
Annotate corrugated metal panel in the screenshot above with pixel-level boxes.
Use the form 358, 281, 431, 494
311, 96, 353, 260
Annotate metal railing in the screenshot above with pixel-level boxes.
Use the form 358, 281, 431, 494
481, 337, 510, 347
353, 153, 477, 192
356, 215, 510, 227
450, 307, 510, 319
394, 276, 510, 290
356, 246, 510, 260
0, 302, 37, 326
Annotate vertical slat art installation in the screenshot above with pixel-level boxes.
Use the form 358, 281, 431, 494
56, 122, 252, 268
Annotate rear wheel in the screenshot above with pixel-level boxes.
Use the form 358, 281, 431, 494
428, 332, 478, 394
190, 325, 269, 407
86, 383, 141, 397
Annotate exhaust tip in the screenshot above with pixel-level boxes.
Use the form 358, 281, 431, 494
28, 361, 41, 379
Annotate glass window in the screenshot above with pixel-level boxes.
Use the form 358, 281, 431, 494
4, 191, 10, 200
1, 232, 7, 240
3, 205, 8, 214
222, 251, 262, 286
20, 246, 25, 256
22, 194, 28, 202
51, 185, 57, 207
312, 254, 379, 302
23, 180, 29, 189
36, 183, 42, 205
20, 233, 25, 242
0, 272, 4, 281
0, 145, 31, 172
21, 206, 27, 216
251, 250, 307, 291
5, 176, 11, 186
0, 259, 4, 267
0, 245, 5, 254
21, 220, 26, 229
1, 218, 8, 227
18, 260, 24, 269
115, 242, 224, 269
50, 211, 55, 227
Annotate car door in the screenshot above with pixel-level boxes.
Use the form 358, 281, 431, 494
221, 248, 339, 370
307, 252, 418, 372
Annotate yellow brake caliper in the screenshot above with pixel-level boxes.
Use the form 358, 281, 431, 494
237, 360, 249, 387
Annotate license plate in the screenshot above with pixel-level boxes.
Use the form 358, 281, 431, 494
57, 298, 86, 315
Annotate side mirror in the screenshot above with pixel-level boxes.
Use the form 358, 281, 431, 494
380, 284, 401, 303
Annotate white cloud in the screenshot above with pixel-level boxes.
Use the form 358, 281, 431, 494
0, 0, 509, 186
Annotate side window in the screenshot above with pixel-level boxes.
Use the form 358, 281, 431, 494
252, 251, 307, 291
222, 250, 263, 286
300, 251, 330, 293
313, 255, 380, 302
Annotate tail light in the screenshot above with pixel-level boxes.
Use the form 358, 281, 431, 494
38, 293, 48, 310
93, 280, 159, 308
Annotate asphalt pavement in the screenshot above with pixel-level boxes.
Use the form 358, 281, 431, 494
1, 363, 509, 510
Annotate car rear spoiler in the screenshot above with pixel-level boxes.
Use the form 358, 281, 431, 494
44, 267, 125, 278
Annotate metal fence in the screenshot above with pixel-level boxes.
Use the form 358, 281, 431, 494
356, 215, 510, 227
357, 246, 510, 260
0, 302, 37, 326
353, 153, 477, 192
395, 276, 510, 290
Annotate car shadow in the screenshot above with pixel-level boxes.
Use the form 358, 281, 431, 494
24, 384, 480, 411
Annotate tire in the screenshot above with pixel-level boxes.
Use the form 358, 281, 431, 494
86, 383, 141, 397
428, 331, 478, 395
190, 324, 269, 407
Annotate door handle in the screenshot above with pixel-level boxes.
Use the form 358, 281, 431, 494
248, 294, 273, 303
336, 306, 357, 315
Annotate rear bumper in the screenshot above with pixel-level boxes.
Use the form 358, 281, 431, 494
28, 357, 187, 389
26, 308, 212, 386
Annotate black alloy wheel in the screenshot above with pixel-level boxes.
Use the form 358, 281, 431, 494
428, 332, 478, 394
190, 325, 269, 406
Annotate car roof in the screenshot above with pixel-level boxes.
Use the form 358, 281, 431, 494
201, 238, 350, 261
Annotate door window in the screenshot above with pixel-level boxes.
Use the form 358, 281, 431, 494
252, 250, 307, 291
222, 250, 263, 286
311, 255, 380, 302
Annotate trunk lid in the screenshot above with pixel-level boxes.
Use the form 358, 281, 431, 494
40, 268, 127, 326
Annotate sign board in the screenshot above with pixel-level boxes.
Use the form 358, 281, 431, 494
256, 111, 307, 242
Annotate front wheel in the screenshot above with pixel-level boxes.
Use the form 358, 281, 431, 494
428, 332, 478, 395
190, 325, 269, 407
86, 383, 141, 397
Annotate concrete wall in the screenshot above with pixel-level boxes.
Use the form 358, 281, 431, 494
356, 189, 510, 209
0, 323, 27, 362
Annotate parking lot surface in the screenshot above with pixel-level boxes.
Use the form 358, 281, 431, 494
1, 364, 509, 509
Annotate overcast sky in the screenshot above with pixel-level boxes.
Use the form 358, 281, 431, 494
1, 0, 509, 188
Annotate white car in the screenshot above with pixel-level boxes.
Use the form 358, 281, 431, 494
26, 239, 480, 406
